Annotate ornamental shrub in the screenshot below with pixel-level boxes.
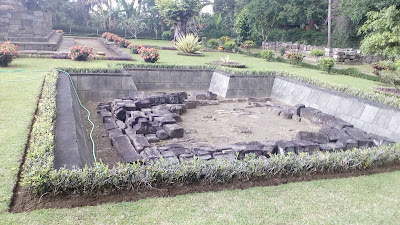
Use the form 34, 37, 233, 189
68, 45, 93, 61
128, 44, 144, 54
241, 40, 255, 52
115, 38, 131, 48
224, 41, 237, 51
139, 47, 159, 63
260, 50, 275, 61
162, 31, 172, 41
0, 41, 19, 67
279, 47, 286, 56
286, 52, 305, 65
207, 39, 220, 49
220, 36, 233, 44
318, 57, 336, 74
175, 34, 202, 54
310, 49, 325, 57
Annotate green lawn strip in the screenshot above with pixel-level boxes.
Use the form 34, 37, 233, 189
1, 170, 400, 224
127, 39, 174, 47
0, 59, 127, 212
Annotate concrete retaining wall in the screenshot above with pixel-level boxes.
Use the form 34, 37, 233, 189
209, 71, 275, 98
126, 68, 214, 91
70, 73, 138, 102
55, 73, 94, 169
271, 76, 400, 141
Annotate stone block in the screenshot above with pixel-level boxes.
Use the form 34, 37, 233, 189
387, 114, 400, 133
163, 124, 184, 138
111, 135, 143, 164
347, 101, 365, 118
156, 129, 169, 140
296, 131, 329, 144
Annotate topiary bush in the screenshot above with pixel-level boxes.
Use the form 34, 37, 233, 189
318, 57, 336, 74
175, 33, 203, 54
224, 41, 237, 51
162, 31, 173, 41
260, 50, 275, 61
207, 39, 220, 49
0, 41, 19, 67
310, 49, 325, 58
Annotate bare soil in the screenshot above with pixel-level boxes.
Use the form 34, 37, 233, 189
176, 102, 320, 145
74, 38, 119, 57
82, 102, 122, 167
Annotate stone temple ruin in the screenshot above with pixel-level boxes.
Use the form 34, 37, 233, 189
0, 0, 63, 52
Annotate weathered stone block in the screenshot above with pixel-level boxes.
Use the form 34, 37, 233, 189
163, 124, 184, 138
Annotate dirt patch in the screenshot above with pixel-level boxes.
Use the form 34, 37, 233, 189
83, 101, 122, 166
74, 38, 119, 57
10, 164, 400, 213
176, 102, 320, 145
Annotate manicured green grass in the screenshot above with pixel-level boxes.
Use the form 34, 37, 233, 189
2, 171, 400, 224
126, 49, 381, 90
128, 39, 174, 47
0, 46, 398, 223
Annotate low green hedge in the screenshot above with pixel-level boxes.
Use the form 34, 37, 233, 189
21, 70, 400, 196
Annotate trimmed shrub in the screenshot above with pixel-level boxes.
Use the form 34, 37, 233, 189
260, 50, 275, 61
241, 40, 255, 51
68, 45, 93, 61
128, 44, 144, 54
206, 39, 220, 49
220, 36, 233, 44
138, 47, 160, 63
162, 31, 173, 41
0, 41, 19, 67
115, 38, 131, 48
318, 57, 336, 74
286, 52, 305, 65
175, 34, 202, 54
279, 47, 286, 56
310, 49, 325, 57
224, 41, 237, 51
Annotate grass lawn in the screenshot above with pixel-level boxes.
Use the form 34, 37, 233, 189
0, 45, 398, 223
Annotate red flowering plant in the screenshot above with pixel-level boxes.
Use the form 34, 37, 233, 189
115, 37, 131, 48
128, 44, 144, 54
0, 41, 19, 67
56, 30, 64, 34
68, 45, 93, 61
286, 52, 305, 65
102, 32, 118, 42
138, 47, 159, 63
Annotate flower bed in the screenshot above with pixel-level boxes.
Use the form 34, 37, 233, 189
138, 47, 159, 63
0, 41, 19, 67
69, 45, 93, 61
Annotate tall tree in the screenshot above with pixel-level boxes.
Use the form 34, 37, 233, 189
358, 6, 400, 59
156, 0, 208, 38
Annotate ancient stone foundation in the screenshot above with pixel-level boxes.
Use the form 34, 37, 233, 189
0, 0, 62, 51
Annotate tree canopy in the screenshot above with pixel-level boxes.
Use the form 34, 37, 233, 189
358, 6, 400, 59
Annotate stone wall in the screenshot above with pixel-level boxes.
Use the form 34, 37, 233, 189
271, 76, 400, 142
261, 41, 379, 64
70, 73, 138, 102
55, 73, 94, 169
209, 71, 275, 98
0, 10, 52, 39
